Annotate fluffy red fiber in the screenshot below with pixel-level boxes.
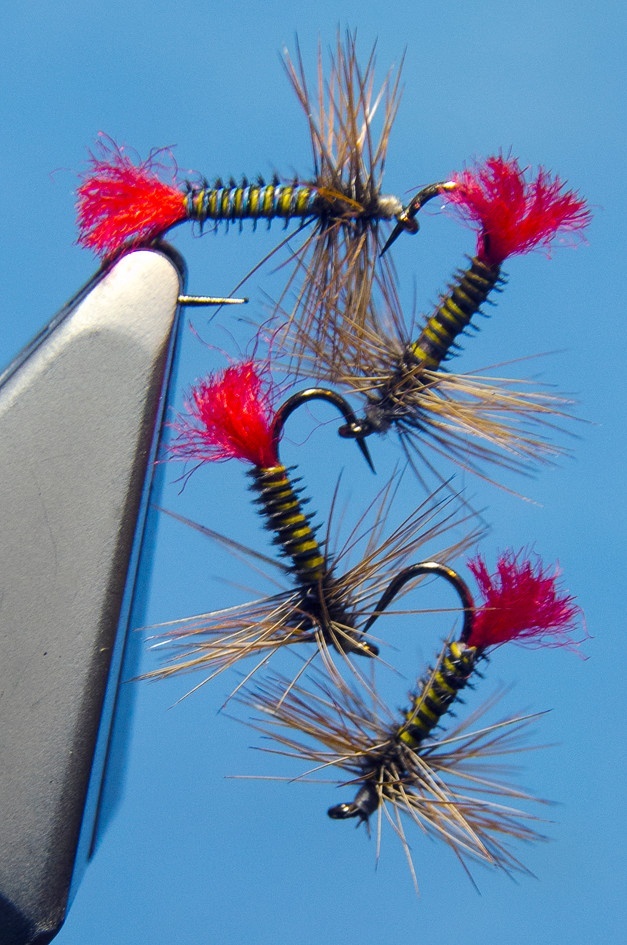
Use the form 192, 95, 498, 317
466, 551, 581, 650
76, 139, 187, 257
171, 361, 279, 468
447, 156, 590, 266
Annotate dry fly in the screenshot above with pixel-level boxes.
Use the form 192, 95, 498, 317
240, 552, 582, 890
76, 33, 428, 347
283, 155, 590, 488
144, 362, 479, 696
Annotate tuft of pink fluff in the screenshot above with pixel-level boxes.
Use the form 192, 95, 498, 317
447, 155, 591, 266
466, 551, 582, 650
76, 137, 187, 257
169, 361, 279, 469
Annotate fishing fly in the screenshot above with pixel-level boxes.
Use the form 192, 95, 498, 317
288, 155, 590, 484
146, 360, 478, 693
76, 34, 433, 345
242, 551, 581, 887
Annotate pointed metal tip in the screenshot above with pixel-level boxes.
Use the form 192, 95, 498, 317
177, 294, 248, 306
356, 435, 376, 474
382, 180, 458, 257
380, 221, 409, 257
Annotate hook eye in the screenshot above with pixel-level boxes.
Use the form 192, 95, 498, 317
328, 783, 379, 823
363, 560, 475, 640
337, 417, 372, 440
381, 180, 457, 256
272, 388, 375, 472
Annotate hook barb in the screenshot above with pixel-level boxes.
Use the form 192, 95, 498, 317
381, 180, 457, 256
272, 388, 375, 472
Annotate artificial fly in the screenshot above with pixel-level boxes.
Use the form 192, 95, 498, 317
76, 34, 437, 345
166, 359, 376, 662
146, 360, 478, 693
242, 551, 582, 888
288, 155, 590, 485
67, 25, 594, 901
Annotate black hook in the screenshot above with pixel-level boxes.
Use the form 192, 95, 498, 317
337, 415, 375, 442
328, 782, 379, 823
380, 180, 457, 256
363, 560, 476, 640
271, 388, 375, 473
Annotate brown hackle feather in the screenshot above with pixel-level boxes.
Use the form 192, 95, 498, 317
143, 477, 480, 701
275, 32, 406, 365
280, 286, 578, 493
240, 670, 550, 891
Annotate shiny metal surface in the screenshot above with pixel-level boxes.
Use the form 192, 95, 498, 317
0, 248, 184, 944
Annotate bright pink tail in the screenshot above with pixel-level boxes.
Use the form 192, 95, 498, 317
466, 551, 582, 650
447, 155, 590, 265
77, 138, 188, 257
170, 361, 279, 469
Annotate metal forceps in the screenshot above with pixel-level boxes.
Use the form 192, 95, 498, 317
0, 246, 243, 944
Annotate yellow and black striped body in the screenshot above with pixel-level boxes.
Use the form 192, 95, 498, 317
397, 641, 478, 748
248, 464, 378, 659
249, 465, 325, 586
352, 257, 502, 437
186, 178, 320, 225
185, 178, 403, 228
409, 257, 501, 370
327, 641, 478, 822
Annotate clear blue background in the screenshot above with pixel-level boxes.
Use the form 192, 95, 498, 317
2, 1, 625, 942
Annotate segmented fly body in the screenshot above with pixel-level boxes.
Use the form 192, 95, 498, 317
243, 552, 581, 887
148, 361, 477, 690
76, 34, 425, 347
67, 23, 592, 902
289, 156, 590, 484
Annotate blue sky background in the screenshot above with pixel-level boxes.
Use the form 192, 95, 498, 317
2, 1, 625, 942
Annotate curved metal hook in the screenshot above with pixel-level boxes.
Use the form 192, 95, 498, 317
328, 562, 476, 828
381, 180, 457, 256
363, 560, 476, 640
271, 388, 375, 472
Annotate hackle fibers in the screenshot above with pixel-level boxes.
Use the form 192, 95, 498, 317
238, 552, 582, 890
